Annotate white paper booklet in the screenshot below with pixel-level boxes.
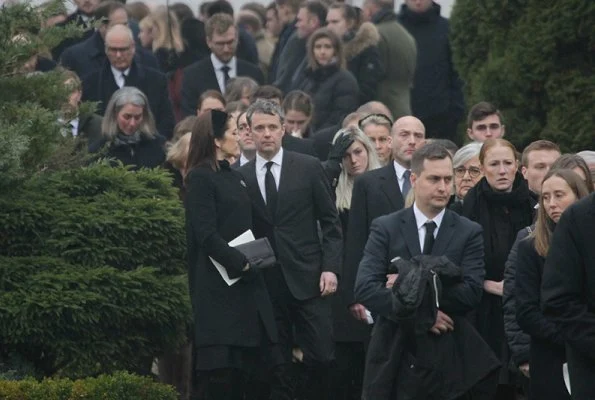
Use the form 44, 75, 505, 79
209, 230, 255, 286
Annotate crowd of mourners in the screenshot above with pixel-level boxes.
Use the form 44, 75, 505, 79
14, 0, 595, 399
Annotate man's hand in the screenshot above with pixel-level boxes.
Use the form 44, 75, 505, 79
483, 280, 504, 297
429, 310, 454, 335
386, 274, 398, 289
518, 363, 530, 378
320, 271, 338, 297
349, 303, 368, 322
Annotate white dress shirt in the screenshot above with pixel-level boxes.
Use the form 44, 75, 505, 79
210, 53, 237, 93
239, 153, 251, 167
111, 66, 131, 88
69, 117, 79, 137
255, 148, 283, 204
393, 161, 411, 194
413, 202, 446, 252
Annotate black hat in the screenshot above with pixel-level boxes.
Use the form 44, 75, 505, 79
211, 109, 229, 139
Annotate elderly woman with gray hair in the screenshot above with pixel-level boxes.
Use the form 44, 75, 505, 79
89, 87, 165, 169
450, 142, 484, 214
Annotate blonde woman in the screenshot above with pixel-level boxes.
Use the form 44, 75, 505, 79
330, 125, 381, 399
149, 7, 185, 73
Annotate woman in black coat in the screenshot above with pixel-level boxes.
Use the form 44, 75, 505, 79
326, 3, 383, 105
89, 87, 165, 169
295, 28, 359, 131
184, 110, 278, 399
515, 169, 589, 400
462, 139, 536, 399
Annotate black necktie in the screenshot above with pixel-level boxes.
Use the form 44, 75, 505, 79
121, 72, 128, 88
423, 221, 437, 255
221, 65, 231, 88
402, 169, 411, 197
265, 161, 278, 219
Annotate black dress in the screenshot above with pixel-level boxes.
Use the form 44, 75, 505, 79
515, 236, 570, 400
185, 161, 278, 371
462, 173, 535, 387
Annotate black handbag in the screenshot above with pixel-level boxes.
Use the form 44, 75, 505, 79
235, 238, 276, 269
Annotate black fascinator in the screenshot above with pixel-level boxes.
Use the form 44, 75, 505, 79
211, 109, 229, 139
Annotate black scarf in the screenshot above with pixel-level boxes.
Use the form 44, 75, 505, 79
462, 173, 535, 280
113, 131, 142, 147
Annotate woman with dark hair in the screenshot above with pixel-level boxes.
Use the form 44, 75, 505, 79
462, 138, 536, 399
550, 153, 594, 190
185, 110, 278, 400
515, 169, 589, 400
90, 87, 165, 169
282, 90, 315, 138
326, 2, 383, 105
197, 90, 226, 116
295, 28, 359, 131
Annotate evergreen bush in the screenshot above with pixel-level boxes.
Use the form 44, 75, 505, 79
0, 371, 178, 399
450, 0, 595, 151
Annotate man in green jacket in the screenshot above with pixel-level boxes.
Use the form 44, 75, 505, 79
363, 0, 417, 120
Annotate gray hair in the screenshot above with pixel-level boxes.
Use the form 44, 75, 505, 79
101, 87, 158, 140
246, 98, 285, 127
452, 142, 483, 169
577, 150, 595, 165
105, 24, 135, 48
224, 76, 259, 103
333, 126, 381, 211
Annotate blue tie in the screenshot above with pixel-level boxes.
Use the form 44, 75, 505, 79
402, 170, 411, 197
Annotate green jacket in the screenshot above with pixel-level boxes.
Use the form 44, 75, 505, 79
373, 10, 417, 119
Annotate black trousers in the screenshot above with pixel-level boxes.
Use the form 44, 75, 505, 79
264, 267, 334, 400
420, 111, 463, 146
328, 342, 365, 400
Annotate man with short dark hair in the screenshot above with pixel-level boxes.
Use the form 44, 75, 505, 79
60, 1, 159, 78
81, 24, 175, 139
252, 85, 284, 105
355, 143, 498, 398
362, 0, 416, 119
274, 1, 327, 93
520, 140, 561, 194
180, 13, 264, 117
268, 0, 302, 82
466, 101, 505, 142
240, 99, 343, 400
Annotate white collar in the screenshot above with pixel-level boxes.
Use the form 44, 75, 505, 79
256, 147, 284, 170
413, 202, 446, 232
393, 160, 409, 179
210, 53, 236, 71
111, 65, 131, 77
239, 153, 251, 166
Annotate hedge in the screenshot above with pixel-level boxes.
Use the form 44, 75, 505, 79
0, 371, 177, 399
0, 165, 191, 378
450, 0, 595, 151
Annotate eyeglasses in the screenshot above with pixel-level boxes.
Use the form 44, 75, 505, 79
454, 166, 482, 178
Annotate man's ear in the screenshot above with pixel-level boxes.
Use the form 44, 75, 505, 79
466, 128, 474, 141
501, 125, 506, 138
410, 172, 417, 188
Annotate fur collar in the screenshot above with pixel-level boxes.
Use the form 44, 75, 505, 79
344, 22, 380, 61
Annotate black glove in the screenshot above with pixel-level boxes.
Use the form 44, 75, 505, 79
328, 133, 354, 164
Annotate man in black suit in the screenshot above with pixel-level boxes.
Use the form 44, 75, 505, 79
51, 0, 99, 60
180, 14, 264, 118
345, 115, 426, 322
542, 193, 595, 400
239, 100, 342, 400
81, 25, 175, 139
355, 143, 489, 398
60, 70, 102, 143
61, 1, 159, 79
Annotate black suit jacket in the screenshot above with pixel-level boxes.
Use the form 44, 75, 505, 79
342, 163, 405, 306
180, 57, 264, 117
61, 31, 159, 79
81, 61, 175, 139
77, 113, 103, 143
239, 150, 343, 300
355, 207, 485, 319
51, 11, 94, 61
282, 134, 317, 158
